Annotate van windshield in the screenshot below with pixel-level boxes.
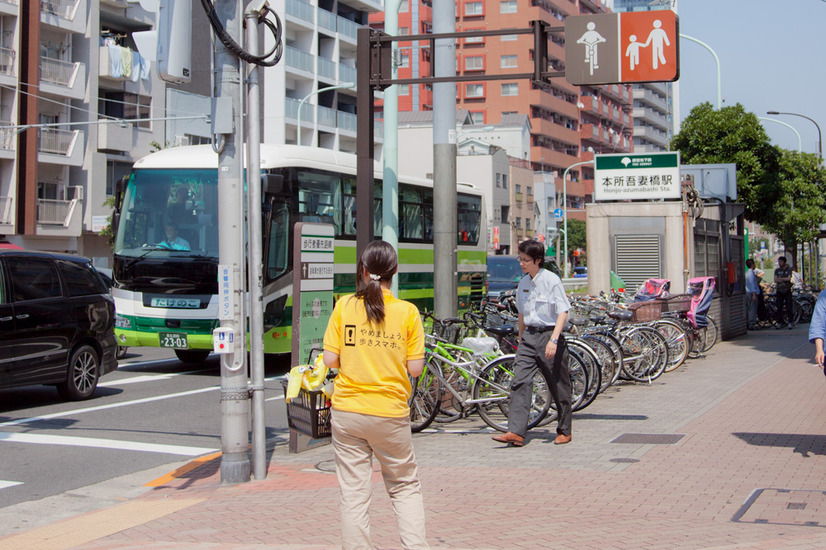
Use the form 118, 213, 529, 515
487, 258, 523, 282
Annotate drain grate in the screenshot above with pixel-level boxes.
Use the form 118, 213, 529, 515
733, 489, 826, 527
611, 433, 685, 445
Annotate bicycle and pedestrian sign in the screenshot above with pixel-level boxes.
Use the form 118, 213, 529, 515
593, 152, 681, 201
564, 10, 679, 85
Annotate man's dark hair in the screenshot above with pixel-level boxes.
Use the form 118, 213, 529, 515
746, 259, 755, 268
517, 239, 544, 264
778, 256, 787, 263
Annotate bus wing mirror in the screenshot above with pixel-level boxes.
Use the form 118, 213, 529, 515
262, 174, 288, 195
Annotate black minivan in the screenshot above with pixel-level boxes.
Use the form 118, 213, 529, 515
0, 250, 118, 400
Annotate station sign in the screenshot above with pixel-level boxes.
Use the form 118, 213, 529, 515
565, 10, 679, 85
593, 152, 681, 201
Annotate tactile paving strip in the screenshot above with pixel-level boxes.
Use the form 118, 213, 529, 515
610, 433, 685, 444
733, 489, 826, 527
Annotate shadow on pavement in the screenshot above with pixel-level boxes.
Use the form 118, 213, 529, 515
733, 432, 826, 458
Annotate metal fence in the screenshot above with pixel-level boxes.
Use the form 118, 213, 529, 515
38, 128, 74, 155
40, 56, 75, 86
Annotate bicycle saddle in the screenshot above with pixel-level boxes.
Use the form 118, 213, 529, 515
608, 310, 634, 322
484, 324, 516, 337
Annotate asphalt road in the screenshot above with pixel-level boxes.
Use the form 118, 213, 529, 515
0, 348, 292, 536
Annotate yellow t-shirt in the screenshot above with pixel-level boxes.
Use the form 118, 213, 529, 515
323, 289, 424, 418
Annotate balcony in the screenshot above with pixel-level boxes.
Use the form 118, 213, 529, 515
40, 56, 85, 99
528, 89, 579, 121
285, 46, 314, 76
317, 57, 336, 82
0, 122, 14, 159
0, 0, 17, 17
633, 125, 669, 148
41, 0, 83, 33
285, 0, 314, 26
38, 128, 83, 166
337, 16, 359, 42
318, 8, 336, 33
97, 120, 133, 153
530, 145, 579, 171
99, 45, 147, 82
340, 64, 357, 84
339, 111, 357, 133
36, 186, 82, 236
634, 87, 668, 111
530, 116, 579, 146
0, 47, 14, 79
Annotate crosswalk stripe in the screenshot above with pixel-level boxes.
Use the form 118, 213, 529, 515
0, 432, 216, 457
0, 480, 23, 490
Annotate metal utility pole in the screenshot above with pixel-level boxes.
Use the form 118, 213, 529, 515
215, 0, 250, 485
432, 0, 457, 319
244, 2, 266, 482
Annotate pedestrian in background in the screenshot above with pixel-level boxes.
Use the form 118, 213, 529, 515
745, 259, 759, 330
808, 287, 826, 379
322, 240, 429, 550
492, 239, 572, 447
774, 256, 794, 329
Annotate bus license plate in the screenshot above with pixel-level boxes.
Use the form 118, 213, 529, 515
159, 332, 188, 349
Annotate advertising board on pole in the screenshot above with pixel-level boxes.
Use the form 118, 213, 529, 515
593, 152, 681, 201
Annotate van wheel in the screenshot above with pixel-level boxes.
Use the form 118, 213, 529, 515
116, 346, 128, 360
175, 350, 211, 364
57, 345, 100, 401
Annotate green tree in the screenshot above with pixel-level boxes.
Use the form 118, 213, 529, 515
567, 218, 586, 265
671, 102, 778, 220
757, 149, 826, 260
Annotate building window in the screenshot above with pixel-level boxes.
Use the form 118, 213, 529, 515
501, 205, 509, 223
515, 184, 521, 193
500, 0, 517, 13
496, 173, 501, 188
465, 83, 484, 98
500, 55, 518, 68
464, 28, 484, 44
525, 218, 530, 231
502, 111, 517, 118
465, 56, 484, 71
400, 0, 409, 12
527, 186, 532, 195
501, 34, 517, 41
502, 174, 508, 189
515, 217, 522, 228
106, 160, 132, 196
501, 82, 518, 96
470, 111, 484, 124
399, 83, 410, 96
399, 27, 409, 35
400, 53, 409, 68
465, 1, 483, 15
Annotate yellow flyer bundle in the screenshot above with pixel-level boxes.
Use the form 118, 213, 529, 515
285, 355, 334, 402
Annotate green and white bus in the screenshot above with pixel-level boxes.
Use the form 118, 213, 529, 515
112, 144, 486, 362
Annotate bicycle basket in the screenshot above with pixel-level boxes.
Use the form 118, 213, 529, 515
664, 294, 692, 313
629, 300, 663, 322
281, 381, 332, 439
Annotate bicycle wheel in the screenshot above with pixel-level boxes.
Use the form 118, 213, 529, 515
566, 339, 601, 411
689, 315, 719, 357
473, 356, 551, 433
538, 347, 589, 426
409, 367, 443, 432
580, 334, 618, 393
588, 330, 625, 387
620, 326, 668, 382
655, 319, 689, 372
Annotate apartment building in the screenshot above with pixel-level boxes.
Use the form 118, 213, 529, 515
3, 1, 213, 264
274, 0, 384, 152
371, 0, 633, 230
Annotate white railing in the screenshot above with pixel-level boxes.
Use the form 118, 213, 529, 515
0, 48, 14, 75
317, 57, 336, 80
0, 196, 12, 224
37, 198, 72, 224
41, 0, 76, 19
339, 64, 357, 84
339, 111, 356, 133
285, 46, 314, 73
337, 17, 359, 40
285, 0, 314, 23
40, 56, 75, 86
38, 128, 74, 155
1, 0, 19, 5
318, 105, 337, 128
317, 8, 336, 32
285, 97, 301, 120
0, 121, 14, 150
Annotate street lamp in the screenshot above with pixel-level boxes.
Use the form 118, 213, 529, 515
297, 82, 355, 146
767, 111, 822, 160
562, 159, 594, 278
758, 117, 802, 153
680, 34, 721, 109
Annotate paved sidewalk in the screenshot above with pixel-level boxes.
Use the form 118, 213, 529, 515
3, 325, 826, 549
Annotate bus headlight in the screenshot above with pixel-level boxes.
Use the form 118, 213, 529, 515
115, 315, 131, 329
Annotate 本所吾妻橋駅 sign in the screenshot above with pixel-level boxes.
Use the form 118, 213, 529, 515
593, 152, 680, 201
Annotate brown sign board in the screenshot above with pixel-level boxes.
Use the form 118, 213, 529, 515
565, 11, 679, 86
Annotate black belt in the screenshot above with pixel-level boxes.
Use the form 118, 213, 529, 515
526, 325, 554, 333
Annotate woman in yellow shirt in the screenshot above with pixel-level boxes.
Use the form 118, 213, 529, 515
323, 240, 428, 550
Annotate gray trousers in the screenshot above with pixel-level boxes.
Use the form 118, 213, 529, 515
507, 330, 572, 438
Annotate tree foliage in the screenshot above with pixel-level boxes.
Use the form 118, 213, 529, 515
671, 102, 826, 261
567, 219, 587, 261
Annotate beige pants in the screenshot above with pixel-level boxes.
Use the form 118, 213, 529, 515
331, 409, 429, 550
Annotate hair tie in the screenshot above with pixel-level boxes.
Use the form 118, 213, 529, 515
369, 273, 381, 281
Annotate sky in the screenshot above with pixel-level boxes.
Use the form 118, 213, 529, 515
676, 0, 826, 156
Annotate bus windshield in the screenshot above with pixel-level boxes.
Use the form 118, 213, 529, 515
114, 169, 219, 258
